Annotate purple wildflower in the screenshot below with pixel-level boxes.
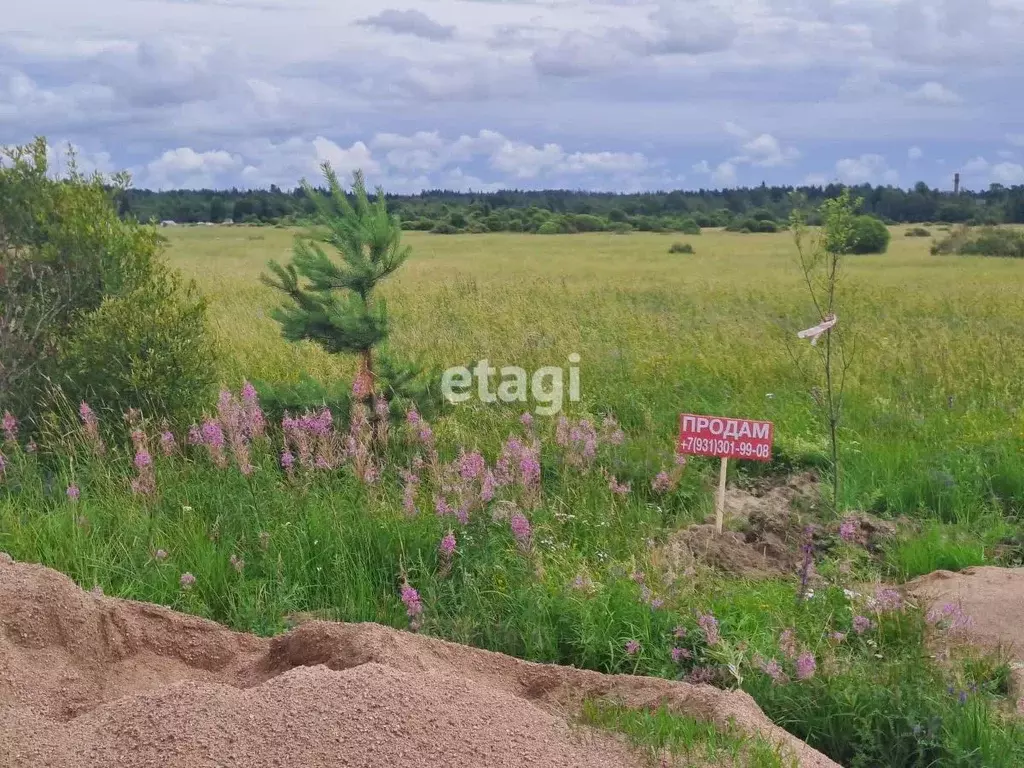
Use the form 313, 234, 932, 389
134, 450, 152, 469
673, 626, 688, 640
439, 531, 457, 558
852, 615, 873, 634
761, 658, 787, 684
520, 412, 534, 429
795, 652, 817, 680
66, 484, 80, 501
459, 450, 485, 482
1, 411, 17, 443
671, 647, 692, 662
839, 518, 857, 542
871, 587, 903, 613
625, 639, 640, 656
697, 613, 720, 646
280, 451, 295, 470
400, 581, 424, 631
159, 431, 176, 457
652, 471, 672, 493
180, 572, 196, 590
154, 549, 168, 561
779, 628, 798, 659
510, 512, 532, 550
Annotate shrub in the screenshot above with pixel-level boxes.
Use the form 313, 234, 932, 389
0, 138, 202, 428
727, 219, 778, 233
846, 215, 891, 254
668, 242, 695, 254
679, 219, 701, 235
905, 227, 932, 237
932, 226, 1024, 258
60, 265, 215, 427
536, 220, 561, 235
430, 223, 459, 235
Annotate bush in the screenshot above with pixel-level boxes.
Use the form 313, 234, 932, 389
536, 220, 561, 235
60, 265, 215, 427
846, 215, 891, 254
430, 223, 459, 235
906, 227, 932, 237
679, 219, 701, 235
0, 138, 203, 428
726, 218, 778, 233
668, 242, 694, 254
931, 226, 1024, 258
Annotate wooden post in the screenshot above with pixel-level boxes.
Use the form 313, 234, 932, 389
715, 457, 728, 534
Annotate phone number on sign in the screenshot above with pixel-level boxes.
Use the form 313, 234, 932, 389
679, 437, 771, 459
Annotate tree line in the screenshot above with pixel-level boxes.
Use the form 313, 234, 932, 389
120, 180, 1024, 233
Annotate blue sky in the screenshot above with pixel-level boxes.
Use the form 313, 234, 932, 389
2, 0, 1022, 192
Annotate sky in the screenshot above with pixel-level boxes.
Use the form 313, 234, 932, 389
2, 0, 1022, 193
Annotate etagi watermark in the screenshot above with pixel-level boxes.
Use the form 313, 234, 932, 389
441, 355, 581, 416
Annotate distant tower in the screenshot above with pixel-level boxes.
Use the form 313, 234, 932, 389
954, 173, 960, 195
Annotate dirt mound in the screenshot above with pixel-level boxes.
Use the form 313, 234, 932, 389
906, 566, 1024, 710
656, 473, 897, 582
0, 555, 840, 767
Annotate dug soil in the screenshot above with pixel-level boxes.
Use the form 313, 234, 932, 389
0, 553, 839, 768
906, 566, 1024, 712
655, 472, 896, 582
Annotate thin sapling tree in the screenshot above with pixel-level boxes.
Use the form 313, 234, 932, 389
261, 164, 410, 443
788, 188, 859, 512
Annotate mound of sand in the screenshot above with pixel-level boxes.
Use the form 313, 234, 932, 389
0, 554, 839, 767
906, 566, 1024, 709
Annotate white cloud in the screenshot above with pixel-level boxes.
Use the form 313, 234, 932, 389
908, 81, 961, 105
692, 160, 711, 174
962, 156, 989, 173
711, 161, 737, 187
835, 154, 899, 185
141, 147, 242, 189
908, 146, 923, 161
738, 133, 800, 167
1007, 134, 1024, 148
991, 162, 1024, 185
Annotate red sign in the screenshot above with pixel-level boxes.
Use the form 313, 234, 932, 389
677, 413, 774, 462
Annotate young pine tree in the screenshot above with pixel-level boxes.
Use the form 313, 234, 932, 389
261, 164, 410, 435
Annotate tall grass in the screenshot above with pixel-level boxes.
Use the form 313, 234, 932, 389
165, 226, 1024, 520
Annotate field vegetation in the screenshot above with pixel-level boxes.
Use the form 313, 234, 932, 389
3, 141, 1024, 767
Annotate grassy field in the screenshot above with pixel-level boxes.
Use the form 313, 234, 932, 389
5, 222, 1024, 767
167, 223, 1024, 520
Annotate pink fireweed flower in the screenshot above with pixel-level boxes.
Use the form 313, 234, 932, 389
852, 615, 873, 634
671, 647, 692, 662
870, 587, 903, 614
926, 602, 974, 634
839, 518, 857, 542
555, 416, 570, 446
480, 470, 496, 503
78, 401, 105, 455
601, 415, 625, 446
134, 450, 152, 469
201, 420, 224, 447
240, 381, 266, 439
406, 408, 421, 427
154, 549, 168, 561
760, 658, 787, 684
280, 451, 295, 470
435, 496, 452, 518
795, 652, 817, 680
400, 581, 424, 631
829, 631, 847, 643
0, 453, 6, 475
779, 628, 798, 659
180, 572, 196, 590
697, 613, 720, 646
673, 626, 688, 640
608, 474, 631, 496
520, 412, 534, 429
519, 453, 541, 486
625, 639, 640, 656
459, 450, 485, 482
1, 411, 17, 443
439, 531, 457, 558
160, 431, 176, 457
66, 484, 80, 501
510, 512, 532, 550
652, 471, 673, 493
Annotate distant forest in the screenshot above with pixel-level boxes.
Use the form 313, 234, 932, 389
120, 182, 1024, 234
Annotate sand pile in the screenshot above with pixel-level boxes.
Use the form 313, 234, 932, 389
906, 566, 1024, 709
0, 554, 840, 768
